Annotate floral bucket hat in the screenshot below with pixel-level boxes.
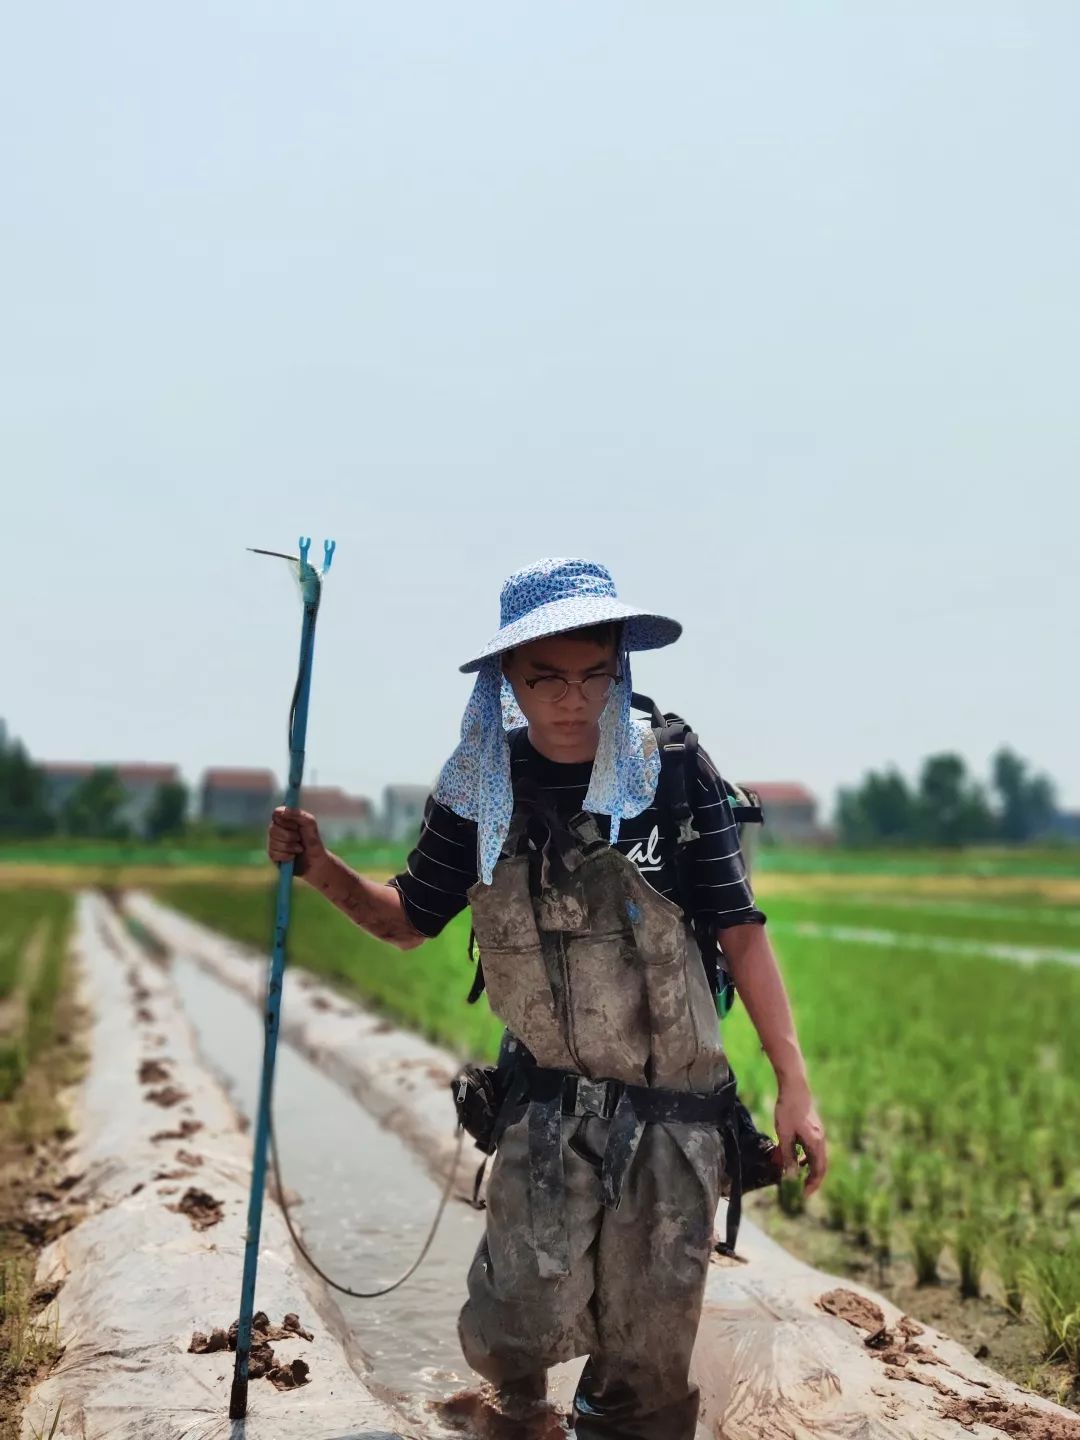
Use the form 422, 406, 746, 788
434, 558, 683, 883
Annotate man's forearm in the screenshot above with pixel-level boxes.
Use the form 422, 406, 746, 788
717, 923, 809, 1092
305, 851, 425, 950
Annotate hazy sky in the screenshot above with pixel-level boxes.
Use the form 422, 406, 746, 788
3, 3, 1077, 814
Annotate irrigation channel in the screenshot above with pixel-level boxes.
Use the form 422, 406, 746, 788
170, 954, 479, 1413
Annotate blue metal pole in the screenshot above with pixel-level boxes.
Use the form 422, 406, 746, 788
230, 536, 335, 1420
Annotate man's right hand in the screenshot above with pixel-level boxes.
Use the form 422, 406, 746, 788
267, 807, 328, 880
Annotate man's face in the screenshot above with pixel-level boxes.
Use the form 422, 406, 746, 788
502, 631, 620, 760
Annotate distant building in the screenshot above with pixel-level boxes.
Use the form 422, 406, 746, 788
41, 761, 181, 837
741, 781, 822, 846
200, 768, 279, 830
300, 786, 374, 844
382, 784, 430, 843
1049, 810, 1080, 842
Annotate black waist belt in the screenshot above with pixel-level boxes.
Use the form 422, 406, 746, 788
503, 1065, 745, 1270
527, 1066, 738, 1125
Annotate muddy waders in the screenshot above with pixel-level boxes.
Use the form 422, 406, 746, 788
457, 810, 735, 1440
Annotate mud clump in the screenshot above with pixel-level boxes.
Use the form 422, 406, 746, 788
151, 1118, 203, 1142
226, 1311, 314, 1345
248, 1340, 276, 1379
281, 1312, 313, 1341
268, 1357, 310, 1390
169, 1186, 224, 1230
139, 1058, 172, 1084
817, 1288, 966, 1377
817, 1287, 887, 1335
934, 1391, 1080, 1439
189, 1327, 230, 1354
189, 1312, 315, 1389
175, 1148, 203, 1167
136, 1005, 155, 1023
145, 1084, 188, 1109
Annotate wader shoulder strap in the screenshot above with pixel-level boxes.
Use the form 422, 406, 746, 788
466, 925, 485, 1004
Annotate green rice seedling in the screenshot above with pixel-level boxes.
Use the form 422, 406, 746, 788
1022, 1132, 1050, 1217
908, 1214, 945, 1286
889, 1140, 917, 1212
26, 1403, 63, 1440
952, 1125, 974, 1163
778, 1171, 806, 1216
0, 1036, 27, 1102
839, 1096, 868, 1152
0, 935, 20, 1000
848, 1154, 875, 1247
917, 1152, 948, 1220
1022, 1232, 1080, 1373
913, 1086, 939, 1144
1043, 1122, 1071, 1191
953, 1214, 987, 1299
26, 918, 68, 1060
0, 1261, 62, 1375
993, 1210, 1029, 1316
870, 1189, 893, 1264
823, 1152, 850, 1231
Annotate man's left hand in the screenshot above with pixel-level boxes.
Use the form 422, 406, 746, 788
775, 1082, 828, 1198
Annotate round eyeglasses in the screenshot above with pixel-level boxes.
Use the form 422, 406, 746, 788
523, 673, 619, 704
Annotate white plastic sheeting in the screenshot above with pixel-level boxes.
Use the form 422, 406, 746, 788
127, 892, 1080, 1440
20, 892, 411, 1440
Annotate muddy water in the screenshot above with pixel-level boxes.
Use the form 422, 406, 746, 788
170, 954, 491, 1425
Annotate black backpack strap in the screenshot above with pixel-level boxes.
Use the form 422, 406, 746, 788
645, 709, 720, 995
634, 692, 733, 1004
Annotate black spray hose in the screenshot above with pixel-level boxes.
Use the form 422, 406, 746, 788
269, 1112, 466, 1298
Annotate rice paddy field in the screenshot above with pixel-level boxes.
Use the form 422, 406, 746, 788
2, 842, 1079, 1410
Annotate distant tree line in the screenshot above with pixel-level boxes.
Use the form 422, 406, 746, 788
836, 747, 1057, 848
0, 732, 188, 841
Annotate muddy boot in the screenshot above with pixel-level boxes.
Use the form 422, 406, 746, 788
572, 1369, 700, 1440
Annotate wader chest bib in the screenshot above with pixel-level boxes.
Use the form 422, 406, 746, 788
467, 811, 731, 1094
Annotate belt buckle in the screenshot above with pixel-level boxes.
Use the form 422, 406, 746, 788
574, 1076, 612, 1119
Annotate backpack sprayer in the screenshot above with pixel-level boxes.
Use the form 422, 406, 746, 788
229, 538, 462, 1420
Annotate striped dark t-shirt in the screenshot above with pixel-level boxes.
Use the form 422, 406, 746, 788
390, 729, 766, 938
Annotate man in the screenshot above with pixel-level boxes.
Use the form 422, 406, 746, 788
269, 557, 826, 1440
